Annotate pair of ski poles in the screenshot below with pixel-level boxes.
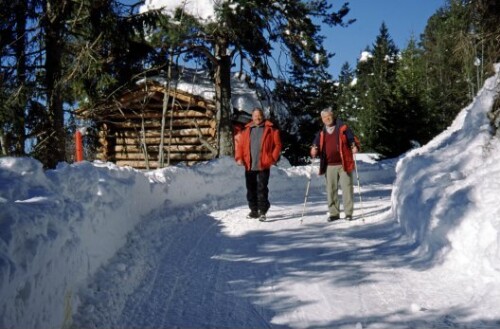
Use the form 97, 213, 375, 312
300, 156, 364, 223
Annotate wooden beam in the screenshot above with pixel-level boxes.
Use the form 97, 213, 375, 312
112, 152, 214, 161
109, 127, 216, 137
115, 159, 207, 169
106, 109, 212, 119
147, 85, 216, 110
110, 118, 214, 129
114, 144, 210, 153
110, 136, 210, 145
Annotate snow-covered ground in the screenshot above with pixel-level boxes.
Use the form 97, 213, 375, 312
1, 69, 500, 328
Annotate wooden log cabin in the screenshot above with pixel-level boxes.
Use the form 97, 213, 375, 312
77, 79, 227, 170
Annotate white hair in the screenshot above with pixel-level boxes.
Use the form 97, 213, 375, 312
321, 107, 333, 116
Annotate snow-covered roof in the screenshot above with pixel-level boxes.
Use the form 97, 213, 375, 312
137, 68, 276, 117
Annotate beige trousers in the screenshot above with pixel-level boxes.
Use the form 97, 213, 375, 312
325, 165, 354, 217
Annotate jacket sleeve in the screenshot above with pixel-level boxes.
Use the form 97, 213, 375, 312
312, 131, 321, 148
344, 126, 361, 152
344, 126, 359, 147
234, 128, 245, 162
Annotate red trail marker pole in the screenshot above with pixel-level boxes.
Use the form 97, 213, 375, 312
75, 130, 84, 162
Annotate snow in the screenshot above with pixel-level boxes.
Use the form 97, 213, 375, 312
138, 67, 293, 129
139, 0, 222, 22
138, 69, 273, 117
359, 51, 373, 62
2, 65, 500, 329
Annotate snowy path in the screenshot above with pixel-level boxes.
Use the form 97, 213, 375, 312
72, 180, 491, 329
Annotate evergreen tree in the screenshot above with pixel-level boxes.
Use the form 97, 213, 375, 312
471, 0, 500, 133
355, 22, 399, 156
470, 0, 500, 66
0, 0, 32, 156
274, 64, 338, 165
35, 0, 73, 168
336, 62, 358, 131
141, 0, 352, 157
66, 0, 155, 107
394, 36, 429, 149
0, 0, 153, 167
420, 1, 472, 135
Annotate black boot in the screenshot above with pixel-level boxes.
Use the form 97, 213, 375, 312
246, 210, 259, 219
327, 215, 340, 222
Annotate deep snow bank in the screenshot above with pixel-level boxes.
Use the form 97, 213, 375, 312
392, 65, 500, 274
0, 158, 166, 328
0, 153, 389, 329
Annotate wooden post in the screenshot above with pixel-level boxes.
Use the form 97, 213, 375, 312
75, 129, 84, 162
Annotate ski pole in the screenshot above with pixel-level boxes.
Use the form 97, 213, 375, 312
300, 159, 318, 224
353, 155, 365, 222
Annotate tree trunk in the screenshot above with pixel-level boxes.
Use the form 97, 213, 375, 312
214, 39, 234, 157
0, 129, 8, 155
42, 0, 67, 168
13, 0, 27, 155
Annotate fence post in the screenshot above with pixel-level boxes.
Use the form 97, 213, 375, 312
75, 129, 84, 162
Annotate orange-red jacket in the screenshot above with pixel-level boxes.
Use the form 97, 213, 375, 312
312, 119, 360, 175
235, 120, 282, 171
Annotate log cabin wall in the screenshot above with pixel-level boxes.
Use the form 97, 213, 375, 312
85, 81, 218, 170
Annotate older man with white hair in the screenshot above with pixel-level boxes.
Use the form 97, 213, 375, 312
310, 107, 360, 222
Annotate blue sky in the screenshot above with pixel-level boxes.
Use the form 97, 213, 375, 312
326, 0, 446, 76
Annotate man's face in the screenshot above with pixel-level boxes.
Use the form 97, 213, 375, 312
321, 112, 334, 127
252, 110, 264, 125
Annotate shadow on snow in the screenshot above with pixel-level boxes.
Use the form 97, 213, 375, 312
72, 184, 497, 329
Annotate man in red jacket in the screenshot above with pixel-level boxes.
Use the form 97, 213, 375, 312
311, 107, 360, 222
235, 108, 282, 221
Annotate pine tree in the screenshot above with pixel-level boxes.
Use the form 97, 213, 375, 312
0, 0, 31, 156
471, 0, 500, 133
470, 0, 500, 65
0, 0, 153, 167
336, 62, 358, 131
141, 0, 352, 157
274, 64, 338, 165
355, 22, 399, 156
394, 36, 429, 150
66, 0, 154, 106
420, 1, 472, 135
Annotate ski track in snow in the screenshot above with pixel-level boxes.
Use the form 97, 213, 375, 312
72, 180, 492, 329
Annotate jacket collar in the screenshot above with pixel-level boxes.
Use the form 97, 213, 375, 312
245, 120, 273, 128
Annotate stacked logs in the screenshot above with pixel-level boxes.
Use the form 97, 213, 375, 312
93, 85, 218, 169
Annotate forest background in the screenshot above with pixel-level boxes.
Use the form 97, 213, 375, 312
1, 0, 499, 168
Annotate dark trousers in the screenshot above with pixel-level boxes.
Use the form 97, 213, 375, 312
245, 169, 270, 214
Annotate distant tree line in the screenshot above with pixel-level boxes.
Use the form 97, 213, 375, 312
1, 0, 499, 168
294, 0, 500, 161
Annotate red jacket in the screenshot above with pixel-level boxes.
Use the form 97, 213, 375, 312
313, 120, 360, 175
235, 120, 282, 171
